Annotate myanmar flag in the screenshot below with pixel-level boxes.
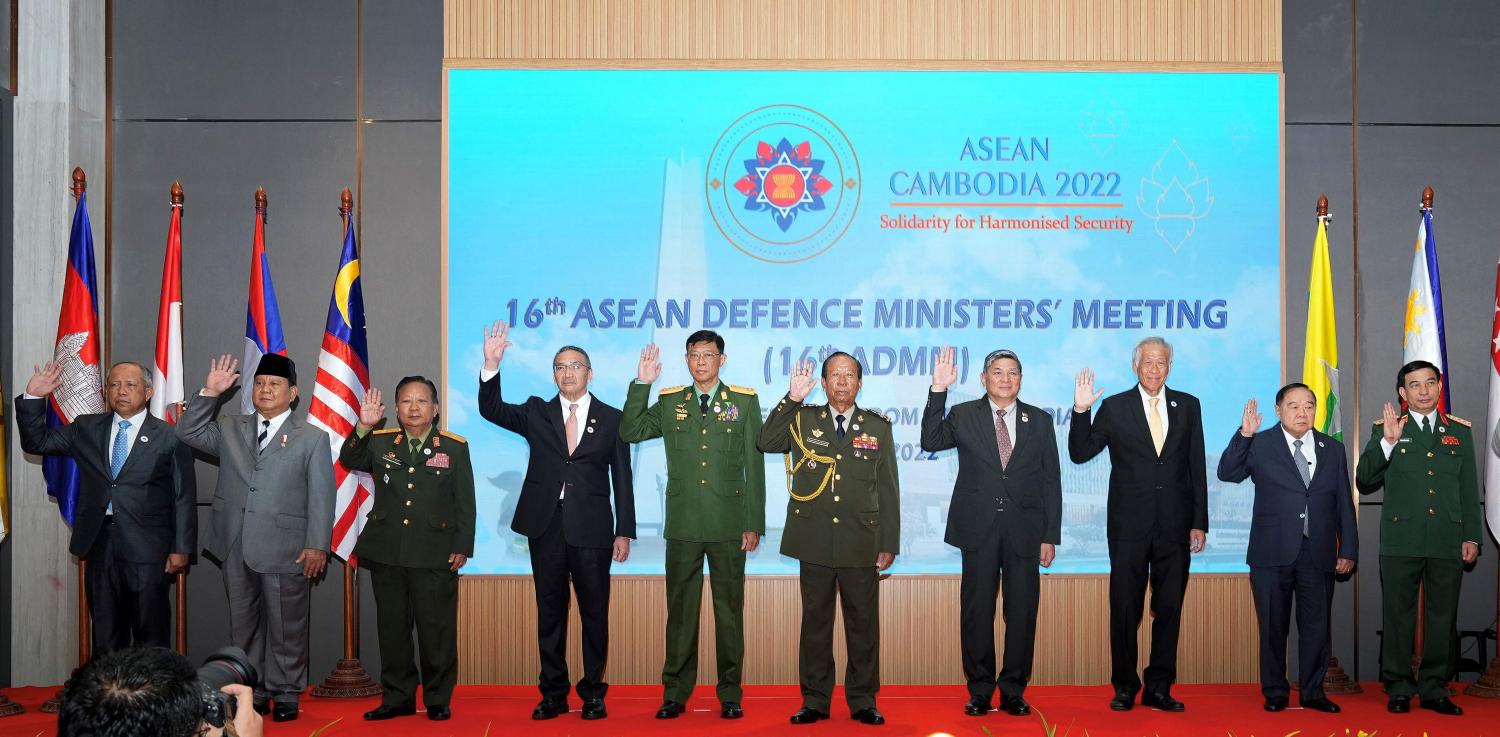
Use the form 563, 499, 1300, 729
1302, 215, 1341, 440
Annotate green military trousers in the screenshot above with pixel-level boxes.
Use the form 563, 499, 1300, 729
366, 560, 460, 709
1379, 554, 1463, 700
661, 538, 746, 703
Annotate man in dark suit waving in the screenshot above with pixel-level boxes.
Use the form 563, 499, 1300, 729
477, 321, 635, 722
1069, 336, 1207, 712
17, 360, 196, 655
921, 347, 1060, 718
1216, 383, 1356, 713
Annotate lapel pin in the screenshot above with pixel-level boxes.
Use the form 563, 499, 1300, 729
1170, 400, 1178, 408
586, 426, 595, 433
424, 447, 432, 455
383, 474, 389, 484
590, 417, 596, 424
1020, 413, 1029, 423
857, 415, 865, 422
140, 435, 150, 442
1317, 441, 1325, 448
280, 434, 288, 447
713, 403, 722, 413
851, 423, 860, 431
1438, 425, 1447, 433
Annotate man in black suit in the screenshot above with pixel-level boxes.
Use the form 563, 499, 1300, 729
921, 347, 1060, 719
16, 360, 195, 655
1216, 383, 1356, 713
1069, 336, 1206, 712
477, 321, 635, 721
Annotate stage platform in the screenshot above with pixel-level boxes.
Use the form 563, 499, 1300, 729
2, 683, 1498, 736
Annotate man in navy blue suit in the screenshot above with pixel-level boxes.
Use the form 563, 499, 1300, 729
1216, 382, 1357, 713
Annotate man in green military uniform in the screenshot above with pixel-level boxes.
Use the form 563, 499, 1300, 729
341, 376, 476, 723
1356, 360, 1480, 716
621, 330, 765, 720
757, 352, 900, 726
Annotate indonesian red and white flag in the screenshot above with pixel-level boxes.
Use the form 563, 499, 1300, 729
1485, 255, 1500, 539
151, 187, 185, 422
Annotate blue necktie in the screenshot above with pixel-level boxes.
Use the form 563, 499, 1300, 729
110, 419, 132, 479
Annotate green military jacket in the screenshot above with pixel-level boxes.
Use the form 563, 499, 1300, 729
757, 395, 900, 568
1355, 412, 1481, 559
621, 381, 766, 541
340, 426, 477, 569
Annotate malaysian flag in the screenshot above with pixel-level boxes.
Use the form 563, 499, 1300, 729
48, 169, 105, 524
308, 197, 373, 561
241, 187, 288, 415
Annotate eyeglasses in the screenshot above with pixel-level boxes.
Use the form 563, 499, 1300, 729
553, 362, 590, 373
686, 352, 721, 362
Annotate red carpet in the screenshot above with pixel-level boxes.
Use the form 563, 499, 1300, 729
3, 683, 1499, 736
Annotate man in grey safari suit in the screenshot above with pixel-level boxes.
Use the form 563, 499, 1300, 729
177, 353, 335, 722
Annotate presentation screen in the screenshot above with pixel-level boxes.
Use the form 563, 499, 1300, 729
446, 70, 1281, 574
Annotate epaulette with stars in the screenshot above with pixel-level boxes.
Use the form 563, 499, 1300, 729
728, 384, 757, 395
659, 385, 687, 395
372, 428, 401, 435
438, 429, 468, 443
1446, 414, 1472, 428
862, 409, 891, 423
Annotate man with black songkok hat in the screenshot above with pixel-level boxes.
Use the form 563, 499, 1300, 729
177, 352, 335, 723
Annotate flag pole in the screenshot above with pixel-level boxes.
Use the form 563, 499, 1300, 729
170, 181, 189, 656
310, 187, 380, 699
1316, 194, 1361, 695
1466, 196, 1500, 699
44, 167, 94, 714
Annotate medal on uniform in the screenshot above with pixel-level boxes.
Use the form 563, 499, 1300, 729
713, 403, 722, 413
424, 447, 432, 455
383, 474, 389, 484
812, 429, 824, 438
851, 424, 860, 432
808, 460, 817, 469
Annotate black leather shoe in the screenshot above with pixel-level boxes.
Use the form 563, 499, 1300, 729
1140, 692, 1185, 712
428, 705, 451, 721
789, 707, 829, 724
1300, 697, 1340, 713
532, 698, 568, 720
1000, 695, 1030, 716
271, 702, 299, 722
851, 707, 886, 725
1387, 695, 1410, 713
656, 700, 685, 719
720, 701, 744, 719
364, 704, 416, 721
1262, 696, 1287, 712
581, 698, 606, 720
1420, 697, 1463, 716
1109, 691, 1136, 711
963, 696, 990, 716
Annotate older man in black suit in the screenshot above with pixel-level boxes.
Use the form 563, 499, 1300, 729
921, 347, 1061, 719
1217, 382, 1356, 713
1070, 336, 1207, 713
17, 360, 196, 656
477, 321, 635, 722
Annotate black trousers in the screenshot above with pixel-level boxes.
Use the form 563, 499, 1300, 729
798, 561, 880, 712
367, 560, 460, 709
1249, 536, 1333, 700
529, 503, 612, 701
85, 520, 171, 657
1108, 534, 1190, 695
959, 522, 1039, 701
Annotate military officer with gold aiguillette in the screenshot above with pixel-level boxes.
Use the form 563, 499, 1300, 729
621, 330, 766, 721
1356, 360, 1480, 717
757, 351, 900, 727
342, 376, 475, 724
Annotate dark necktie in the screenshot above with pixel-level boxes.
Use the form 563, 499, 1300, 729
1294, 438, 1311, 535
410, 438, 422, 456
836, 415, 846, 441
257, 418, 271, 452
1422, 415, 1432, 436
700, 393, 711, 415
995, 409, 1013, 469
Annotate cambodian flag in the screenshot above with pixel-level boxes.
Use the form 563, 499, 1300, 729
47, 183, 105, 525
240, 188, 288, 414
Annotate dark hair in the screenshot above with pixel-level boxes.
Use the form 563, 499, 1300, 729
553, 345, 592, 368
983, 349, 1022, 374
395, 375, 439, 403
58, 647, 202, 737
1397, 359, 1441, 389
820, 351, 863, 381
685, 330, 724, 353
1275, 382, 1315, 405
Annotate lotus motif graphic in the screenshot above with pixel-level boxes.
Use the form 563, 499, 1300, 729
1137, 140, 1215, 253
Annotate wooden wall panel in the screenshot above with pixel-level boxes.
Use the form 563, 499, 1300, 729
444, 0, 1281, 69
459, 574, 1257, 685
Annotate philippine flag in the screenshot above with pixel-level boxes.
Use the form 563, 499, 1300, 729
241, 188, 288, 414
47, 180, 105, 524
1401, 202, 1451, 412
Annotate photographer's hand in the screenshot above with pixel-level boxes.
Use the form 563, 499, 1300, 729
206, 684, 262, 737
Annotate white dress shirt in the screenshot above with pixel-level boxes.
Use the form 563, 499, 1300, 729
1283, 427, 1316, 480
255, 408, 293, 450
988, 397, 1018, 450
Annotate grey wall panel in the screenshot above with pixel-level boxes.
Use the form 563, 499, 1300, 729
1356, 0, 1500, 125
1283, 0, 1352, 124
111, 0, 357, 121
362, 0, 442, 121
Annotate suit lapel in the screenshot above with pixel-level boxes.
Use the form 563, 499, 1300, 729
113, 414, 162, 479
971, 400, 1004, 471
571, 393, 601, 455
549, 396, 571, 455
95, 414, 115, 475
259, 414, 297, 462
1125, 388, 1154, 452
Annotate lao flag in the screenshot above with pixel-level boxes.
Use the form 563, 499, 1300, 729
1401, 203, 1452, 412
48, 185, 105, 525
308, 209, 374, 560
240, 189, 288, 415
151, 185, 185, 422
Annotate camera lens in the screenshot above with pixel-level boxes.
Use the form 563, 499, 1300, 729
198, 646, 258, 691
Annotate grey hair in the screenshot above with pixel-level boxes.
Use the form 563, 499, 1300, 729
1131, 336, 1173, 369
553, 345, 592, 368
109, 361, 153, 389
982, 349, 1021, 374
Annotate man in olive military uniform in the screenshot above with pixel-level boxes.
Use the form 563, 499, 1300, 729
757, 352, 899, 726
341, 376, 476, 723
622, 331, 765, 721
1356, 360, 1480, 717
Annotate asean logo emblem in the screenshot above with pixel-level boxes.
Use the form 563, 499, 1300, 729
706, 105, 860, 263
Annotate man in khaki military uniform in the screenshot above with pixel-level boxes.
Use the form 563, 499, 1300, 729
342, 376, 475, 723
622, 331, 765, 720
1356, 360, 1480, 716
757, 352, 899, 726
